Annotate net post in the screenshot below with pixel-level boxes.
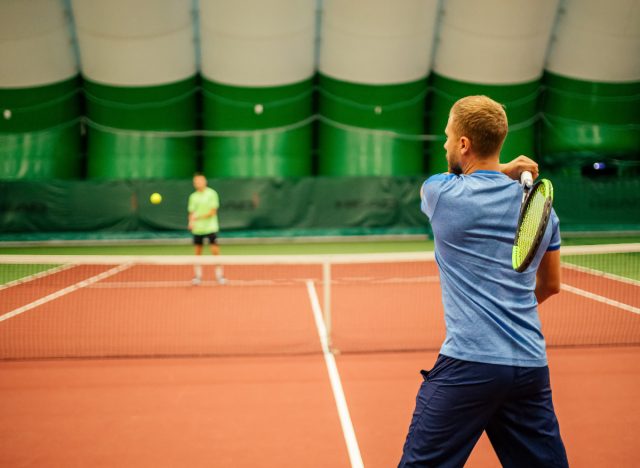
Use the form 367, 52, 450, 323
322, 259, 332, 348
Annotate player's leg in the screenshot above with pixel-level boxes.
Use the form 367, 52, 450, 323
398, 355, 512, 467
208, 233, 225, 283
210, 243, 220, 255
485, 366, 568, 468
192, 234, 204, 285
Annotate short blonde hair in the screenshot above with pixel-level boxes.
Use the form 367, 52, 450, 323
449, 95, 508, 157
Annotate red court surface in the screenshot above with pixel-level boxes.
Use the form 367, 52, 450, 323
0, 356, 350, 468
1, 260, 639, 466
1, 347, 639, 467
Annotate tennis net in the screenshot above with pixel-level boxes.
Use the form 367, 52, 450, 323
0, 244, 638, 360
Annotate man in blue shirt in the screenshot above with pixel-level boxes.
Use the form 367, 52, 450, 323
399, 96, 568, 467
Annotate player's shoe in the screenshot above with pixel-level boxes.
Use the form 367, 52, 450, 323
216, 276, 227, 285
191, 277, 202, 286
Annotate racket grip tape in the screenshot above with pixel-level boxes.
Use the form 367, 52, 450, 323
520, 171, 533, 188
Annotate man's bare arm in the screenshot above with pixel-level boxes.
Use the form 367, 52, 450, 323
500, 155, 539, 181
535, 249, 561, 304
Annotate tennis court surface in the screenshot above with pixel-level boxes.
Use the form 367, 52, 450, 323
1, 244, 639, 466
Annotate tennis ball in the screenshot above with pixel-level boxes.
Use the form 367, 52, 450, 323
150, 193, 162, 204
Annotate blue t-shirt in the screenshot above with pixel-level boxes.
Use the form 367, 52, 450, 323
421, 170, 560, 367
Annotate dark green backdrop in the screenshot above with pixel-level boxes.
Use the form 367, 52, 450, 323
1, 176, 638, 237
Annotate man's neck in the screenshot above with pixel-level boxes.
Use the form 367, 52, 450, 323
462, 155, 500, 175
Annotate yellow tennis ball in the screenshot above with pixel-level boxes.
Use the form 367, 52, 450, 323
150, 192, 162, 204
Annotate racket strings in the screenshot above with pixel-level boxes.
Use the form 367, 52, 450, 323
514, 186, 550, 267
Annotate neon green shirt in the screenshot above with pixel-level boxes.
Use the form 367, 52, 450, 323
188, 187, 220, 234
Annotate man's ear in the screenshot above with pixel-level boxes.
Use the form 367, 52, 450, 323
460, 136, 471, 155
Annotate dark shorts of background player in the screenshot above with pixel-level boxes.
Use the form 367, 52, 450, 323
192, 232, 218, 246
398, 354, 569, 468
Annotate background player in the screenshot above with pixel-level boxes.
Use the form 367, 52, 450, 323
188, 173, 225, 285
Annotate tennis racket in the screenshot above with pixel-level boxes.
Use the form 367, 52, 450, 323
512, 171, 554, 272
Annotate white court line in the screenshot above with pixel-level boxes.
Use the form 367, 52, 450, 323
306, 280, 364, 468
561, 284, 640, 315
561, 262, 640, 287
0, 264, 75, 291
0, 263, 132, 323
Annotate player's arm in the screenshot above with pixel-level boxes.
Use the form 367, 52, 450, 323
188, 194, 195, 219
187, 194, 196, 229
500, 155, 539, 181
535, 249, 561, 304
193, 208, 217, 220
192, 192, 219, 220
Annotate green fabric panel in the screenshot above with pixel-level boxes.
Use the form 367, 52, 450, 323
318, 75, 426, 176
0, 77, 81, 180
541, 72, 640, 163
201, 79, 313, 178
84, 77, 197, 130
543, 73, 640, 123
319, 75, 426, 131
84, 77, 198, 179
318, 124, 423, 176
203, 125, 312, 178
550, 173, 640, 228
427, 74, 540, 174
86, 128, 196, 179
2, 176, 638, 235
539, 116, 640, 166
0, 180, 138, 232
0, 77, 80, 132
0, 123, 81, 180
202, 79, 313, 130
308, 176, 425, 228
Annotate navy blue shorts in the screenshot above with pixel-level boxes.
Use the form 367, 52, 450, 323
399, 355, 568, 468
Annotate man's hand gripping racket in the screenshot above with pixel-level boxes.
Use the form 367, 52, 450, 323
512, 171, 554, 272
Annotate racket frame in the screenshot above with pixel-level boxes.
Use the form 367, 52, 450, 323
512, 179, 554, 273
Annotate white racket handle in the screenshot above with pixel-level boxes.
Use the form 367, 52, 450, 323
520, 171, 533, 188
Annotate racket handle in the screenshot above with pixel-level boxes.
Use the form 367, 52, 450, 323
520, 171, 533, 188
